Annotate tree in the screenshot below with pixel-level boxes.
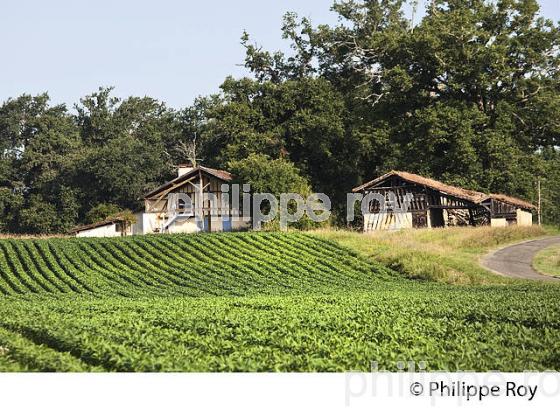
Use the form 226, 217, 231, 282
0, 89, 185, 233
0, 94, 84, 233
18, 195, 60, 234
75, 88, 181, 212
235, 0, 560, 222
197, 76, 363, 220
0, 188, 23, 233
228, 153, 311, 197
85, 203, 123, 224
228, 154, 321, 229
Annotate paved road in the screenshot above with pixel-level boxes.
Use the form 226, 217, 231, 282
482, 236, 560, 281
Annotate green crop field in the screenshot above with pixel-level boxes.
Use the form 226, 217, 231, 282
0, 231, 559, 372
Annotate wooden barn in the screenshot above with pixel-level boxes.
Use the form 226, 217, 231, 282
353, 171, 535, 232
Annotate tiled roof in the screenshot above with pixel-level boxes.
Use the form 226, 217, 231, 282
71, 213, 128, 234
489, 193, 536, 210
353, 170, 535, 210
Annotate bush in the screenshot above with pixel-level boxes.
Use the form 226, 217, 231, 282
85, 203, 123, 224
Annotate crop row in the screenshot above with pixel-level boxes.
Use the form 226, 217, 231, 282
0, 233, 394, 298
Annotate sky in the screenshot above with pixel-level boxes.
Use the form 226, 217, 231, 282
1, 0, 559, 110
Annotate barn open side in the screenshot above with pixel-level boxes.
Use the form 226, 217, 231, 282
352, 171, 536, 232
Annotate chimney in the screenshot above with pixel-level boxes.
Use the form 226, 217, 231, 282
177, 162, 195, 177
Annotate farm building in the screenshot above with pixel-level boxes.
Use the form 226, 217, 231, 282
72, 164, 251, 238
353, 171, 536, 232
138, 164, 251, 234
72, 214, 133, 238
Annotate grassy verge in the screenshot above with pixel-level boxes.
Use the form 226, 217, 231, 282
533, 245, 560, 278
316, 226, 556, 285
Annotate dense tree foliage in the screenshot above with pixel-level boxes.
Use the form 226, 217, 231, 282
237, 0, 560, 205
228, 154, 311, 197
0, 0, 559, 233
0, 89, 184, 233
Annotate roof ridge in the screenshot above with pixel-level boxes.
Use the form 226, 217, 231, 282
353, 170, 535, 209
71, 214, 128, 234
354, 170, 484, 204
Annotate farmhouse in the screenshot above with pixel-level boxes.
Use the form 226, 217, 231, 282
353, 171, 536, 232
73, 164, 251, 237
138, 164, 251, 235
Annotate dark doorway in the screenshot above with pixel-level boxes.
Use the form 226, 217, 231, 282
430, 209, 445, 228
412, 211, 428, 228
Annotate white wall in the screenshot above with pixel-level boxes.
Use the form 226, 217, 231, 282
76, 223, 120, 238
141, 213, 161, 234
490, 218, 508, 227
516, 209, 533, 226
363, 212, 413, 232
168, 218, 202, 234
166, 215, 251, 234
491, 210, 532, 227
131, 212, 144, 235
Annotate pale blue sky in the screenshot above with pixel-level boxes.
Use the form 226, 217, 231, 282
1, 0, 559, 109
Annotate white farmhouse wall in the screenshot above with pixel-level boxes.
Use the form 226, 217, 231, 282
142, 213, 161, 234
76, 224, 120, 238
164, 216, 251, 234
168, 218, 202, 234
